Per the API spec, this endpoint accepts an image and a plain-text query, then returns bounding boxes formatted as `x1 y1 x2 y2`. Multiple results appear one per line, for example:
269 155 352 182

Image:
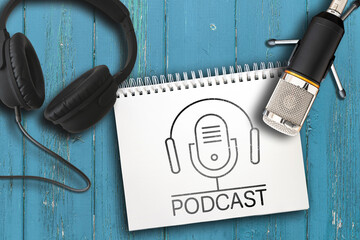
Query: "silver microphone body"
263 72 319 136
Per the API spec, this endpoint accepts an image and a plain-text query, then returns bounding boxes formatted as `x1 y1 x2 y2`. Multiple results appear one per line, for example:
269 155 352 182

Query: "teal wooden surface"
0 0 359 239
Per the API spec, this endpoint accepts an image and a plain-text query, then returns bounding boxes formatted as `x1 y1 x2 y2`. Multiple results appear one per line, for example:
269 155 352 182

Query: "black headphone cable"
0 107 91 193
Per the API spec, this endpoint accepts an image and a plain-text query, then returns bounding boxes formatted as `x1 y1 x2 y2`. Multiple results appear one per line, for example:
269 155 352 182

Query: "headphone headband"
0 0 137 84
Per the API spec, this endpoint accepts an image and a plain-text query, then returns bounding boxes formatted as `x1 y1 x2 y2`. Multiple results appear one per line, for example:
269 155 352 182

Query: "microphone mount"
327 0 348 17
341 0 360 20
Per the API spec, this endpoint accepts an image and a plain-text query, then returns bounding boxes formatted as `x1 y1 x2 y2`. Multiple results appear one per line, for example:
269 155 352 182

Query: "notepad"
114 62 309 231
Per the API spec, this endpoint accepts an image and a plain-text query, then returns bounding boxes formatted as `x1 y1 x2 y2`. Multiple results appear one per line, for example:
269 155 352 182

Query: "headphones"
0 0 137 133
165 99 260 178
0 0 137 192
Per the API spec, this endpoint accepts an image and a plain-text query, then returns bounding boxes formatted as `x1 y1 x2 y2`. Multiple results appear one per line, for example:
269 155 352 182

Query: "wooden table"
0 0 359 239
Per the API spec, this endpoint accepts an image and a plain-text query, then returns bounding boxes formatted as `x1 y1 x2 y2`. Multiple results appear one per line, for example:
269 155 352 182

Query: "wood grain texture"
0 0 359 239
165 1 237 239
23 1 95 239
0 2 24 240
235 1 309 239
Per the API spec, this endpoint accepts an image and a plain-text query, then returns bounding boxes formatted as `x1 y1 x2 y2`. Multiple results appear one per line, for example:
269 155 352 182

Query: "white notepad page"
114 64 309 231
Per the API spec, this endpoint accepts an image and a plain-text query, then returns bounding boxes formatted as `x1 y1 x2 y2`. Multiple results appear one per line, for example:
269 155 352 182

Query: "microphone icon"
165 98 260 191
189 114 238 179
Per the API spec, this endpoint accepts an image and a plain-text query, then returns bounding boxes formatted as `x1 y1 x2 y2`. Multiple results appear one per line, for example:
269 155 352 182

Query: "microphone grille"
266 79 315 126
263 116 299 136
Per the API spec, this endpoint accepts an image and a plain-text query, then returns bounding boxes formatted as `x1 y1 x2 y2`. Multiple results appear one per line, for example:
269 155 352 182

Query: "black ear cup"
0 33 45 110
44 65 118 133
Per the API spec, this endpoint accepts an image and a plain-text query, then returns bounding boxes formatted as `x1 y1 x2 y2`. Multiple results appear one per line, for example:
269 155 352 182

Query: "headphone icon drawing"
165 99 260 179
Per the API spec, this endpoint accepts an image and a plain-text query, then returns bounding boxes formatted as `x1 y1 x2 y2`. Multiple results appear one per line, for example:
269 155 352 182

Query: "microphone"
263 0 355 136
189 114 238 178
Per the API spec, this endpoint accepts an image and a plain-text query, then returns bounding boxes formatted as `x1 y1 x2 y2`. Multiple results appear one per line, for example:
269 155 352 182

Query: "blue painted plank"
94 0 167 239
304 1 344 239
0 0 359 239
333 7 360 239
23 1 94 239
237 0 308 64
165 0 237 239
305 0 360 240
0 1 24 239
166 0 236 74
93 8 128 240
235 1 309 239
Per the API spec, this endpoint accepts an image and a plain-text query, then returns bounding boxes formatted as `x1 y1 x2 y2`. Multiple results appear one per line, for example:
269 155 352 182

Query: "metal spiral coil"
117 61 285 98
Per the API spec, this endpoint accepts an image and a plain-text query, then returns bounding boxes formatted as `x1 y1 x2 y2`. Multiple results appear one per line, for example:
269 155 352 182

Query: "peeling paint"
210 23 217 31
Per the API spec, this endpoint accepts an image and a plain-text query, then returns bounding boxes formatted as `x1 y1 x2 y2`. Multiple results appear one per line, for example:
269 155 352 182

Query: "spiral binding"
117 61 285 98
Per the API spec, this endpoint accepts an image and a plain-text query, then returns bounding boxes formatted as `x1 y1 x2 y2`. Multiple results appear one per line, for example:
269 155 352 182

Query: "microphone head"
263 72 319 136
195 114 230 170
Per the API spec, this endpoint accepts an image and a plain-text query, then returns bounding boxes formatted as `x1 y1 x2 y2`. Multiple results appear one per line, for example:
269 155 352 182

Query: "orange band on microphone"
285 70 320 88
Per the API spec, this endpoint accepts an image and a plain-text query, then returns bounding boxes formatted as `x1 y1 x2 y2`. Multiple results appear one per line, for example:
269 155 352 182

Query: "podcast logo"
165 99 267 217
189 114 238 181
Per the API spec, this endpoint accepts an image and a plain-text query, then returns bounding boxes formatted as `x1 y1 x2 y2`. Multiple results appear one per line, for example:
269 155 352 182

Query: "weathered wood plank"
165 0 236 73
165 0 237 239
305 0 360 239
235 1 309 239
0 1 24 239
330 8 360 239
0 0 359 239
94 0 166 239
23 1 94 239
